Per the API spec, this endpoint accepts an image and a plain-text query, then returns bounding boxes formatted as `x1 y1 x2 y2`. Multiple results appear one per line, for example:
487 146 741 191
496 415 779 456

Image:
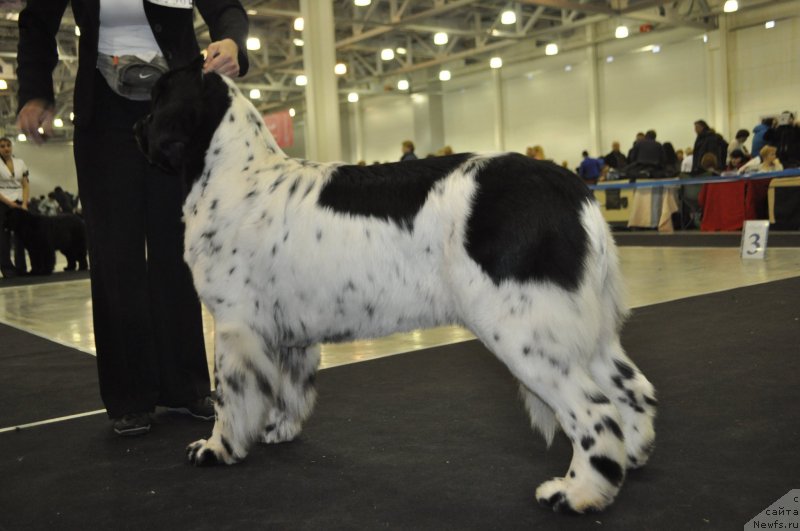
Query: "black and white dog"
5 209 88 275
135 59 656 513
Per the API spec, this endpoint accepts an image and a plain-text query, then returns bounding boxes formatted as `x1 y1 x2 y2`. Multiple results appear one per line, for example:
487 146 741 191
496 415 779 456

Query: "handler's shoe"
166 396 215 421
113 413 152 437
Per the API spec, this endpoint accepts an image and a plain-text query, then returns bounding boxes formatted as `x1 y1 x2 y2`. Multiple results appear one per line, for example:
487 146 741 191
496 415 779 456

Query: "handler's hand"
204 39 240 77
16 99 54 145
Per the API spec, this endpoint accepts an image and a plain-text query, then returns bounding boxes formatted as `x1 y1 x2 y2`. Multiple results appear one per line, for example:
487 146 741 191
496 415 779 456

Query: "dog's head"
134 56 231 180
4 207 37 234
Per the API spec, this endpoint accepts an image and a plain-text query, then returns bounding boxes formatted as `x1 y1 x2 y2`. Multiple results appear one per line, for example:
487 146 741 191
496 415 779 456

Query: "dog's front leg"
187 322 279 466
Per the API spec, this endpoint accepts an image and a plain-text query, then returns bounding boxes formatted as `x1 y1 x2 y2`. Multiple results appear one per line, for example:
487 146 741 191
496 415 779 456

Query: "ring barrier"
589 168 800 191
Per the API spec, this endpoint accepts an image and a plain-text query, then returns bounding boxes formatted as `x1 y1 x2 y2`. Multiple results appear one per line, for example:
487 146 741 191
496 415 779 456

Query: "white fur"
181 77 656 513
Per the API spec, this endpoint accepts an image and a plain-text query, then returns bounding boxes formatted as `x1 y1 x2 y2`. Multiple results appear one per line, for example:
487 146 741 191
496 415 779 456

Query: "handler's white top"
98 0 162 61
0 156 28 203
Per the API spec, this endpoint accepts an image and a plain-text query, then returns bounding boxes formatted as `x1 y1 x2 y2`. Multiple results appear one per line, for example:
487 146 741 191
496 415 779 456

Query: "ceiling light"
246 9 257 15
69 112 75 121
354 0 371 5
17 134 26 142
652 45 661 53
246 37 261 51
296 74 308 86
75 26 81 36
500 10 516 25
397 79 410 90
439 70 451 81
615 25 629 39
489 57 503 69
293 17 304 31
765 20 776 29
54 118 64 128
4 12 19 21
606 55 614 63
249 88 261 99
545 43 558 56
564 64 573 72
723 0 738 13
381 48 395 61
334 63 347 75
433 32 448 45
0 80 7 90
703 34 708 43
347 92 359 103
289 108 296 117
293 38 304 47
396 47 407 55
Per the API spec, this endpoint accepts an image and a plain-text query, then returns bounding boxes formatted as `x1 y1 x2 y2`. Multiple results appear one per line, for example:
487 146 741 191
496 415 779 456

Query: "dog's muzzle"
134 114 183 175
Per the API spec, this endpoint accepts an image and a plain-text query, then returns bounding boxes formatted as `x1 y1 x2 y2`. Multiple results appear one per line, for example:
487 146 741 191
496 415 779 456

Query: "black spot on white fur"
464 155 593 290
318 154 471 231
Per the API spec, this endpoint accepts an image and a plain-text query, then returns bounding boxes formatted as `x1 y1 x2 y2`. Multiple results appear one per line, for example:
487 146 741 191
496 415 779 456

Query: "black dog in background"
5 209 89 275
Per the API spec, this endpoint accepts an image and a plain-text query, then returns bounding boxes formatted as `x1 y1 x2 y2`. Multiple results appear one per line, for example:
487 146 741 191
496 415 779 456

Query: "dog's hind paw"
258 419 301 444
186 438 238 466
535 477 612 514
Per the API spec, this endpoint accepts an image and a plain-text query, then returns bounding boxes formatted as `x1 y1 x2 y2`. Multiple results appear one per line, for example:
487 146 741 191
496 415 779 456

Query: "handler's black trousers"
73 71 209 418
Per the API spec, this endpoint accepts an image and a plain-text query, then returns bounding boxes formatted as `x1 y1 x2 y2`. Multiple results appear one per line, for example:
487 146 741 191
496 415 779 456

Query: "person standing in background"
400 140 418 161
0 136 29 277
16 0 250 436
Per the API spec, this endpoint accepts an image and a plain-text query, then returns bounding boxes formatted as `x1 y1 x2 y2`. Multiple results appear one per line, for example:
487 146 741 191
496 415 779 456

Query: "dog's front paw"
186 438 237 466
535 476 613 514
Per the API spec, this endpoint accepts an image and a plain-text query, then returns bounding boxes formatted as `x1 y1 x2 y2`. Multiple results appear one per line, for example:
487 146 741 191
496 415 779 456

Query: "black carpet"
1 278 798 530
613 230 800 247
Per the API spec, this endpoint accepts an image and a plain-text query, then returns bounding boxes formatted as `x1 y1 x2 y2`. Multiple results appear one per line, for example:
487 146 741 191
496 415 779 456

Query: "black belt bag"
96 54 169 101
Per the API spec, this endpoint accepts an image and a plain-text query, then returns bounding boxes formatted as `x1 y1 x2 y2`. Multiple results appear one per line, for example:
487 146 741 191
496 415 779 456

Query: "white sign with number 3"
740 220 769 260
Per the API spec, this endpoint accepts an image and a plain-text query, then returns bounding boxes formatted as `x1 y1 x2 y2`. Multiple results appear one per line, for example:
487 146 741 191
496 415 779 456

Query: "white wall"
359 93 415 164
12 141 79 200
598 37 708 157
729 16 800 136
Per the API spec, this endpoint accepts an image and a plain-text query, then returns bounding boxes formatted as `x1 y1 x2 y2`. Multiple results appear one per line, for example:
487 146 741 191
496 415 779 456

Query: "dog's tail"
581 199 629 335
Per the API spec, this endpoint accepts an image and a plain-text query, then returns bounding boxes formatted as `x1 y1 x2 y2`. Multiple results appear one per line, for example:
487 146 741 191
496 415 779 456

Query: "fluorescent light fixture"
396 47 407 55
0 80 7 90
289 108 296 117
347 92 359 103
54 118 64 128
433 32 448 45
489 57 503 69
293 17 304 31
545 43 558 56
354 0 371 6
397 79 410 90
615 25 629 39
17 134 26 142
381 48 395 61
334 63 347 75
501 10 516 25
249 88 261 99
723 0 738 13
293 38 304 47
246 37 261 51
765 20 776 29
439 70 451 81
296 74 308 86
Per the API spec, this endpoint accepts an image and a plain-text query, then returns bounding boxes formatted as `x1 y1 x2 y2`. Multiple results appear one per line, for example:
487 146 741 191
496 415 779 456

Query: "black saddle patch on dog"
464 154 593 291
318 154 472 230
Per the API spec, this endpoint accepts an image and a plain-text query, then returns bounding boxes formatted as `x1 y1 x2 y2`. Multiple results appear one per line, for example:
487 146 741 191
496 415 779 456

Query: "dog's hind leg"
467 315 627 513
589 338 657 470
259 345 320 444
187 322 279 466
